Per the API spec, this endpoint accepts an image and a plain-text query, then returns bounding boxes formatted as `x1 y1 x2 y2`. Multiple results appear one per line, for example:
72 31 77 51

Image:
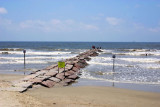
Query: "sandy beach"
0 74 160 107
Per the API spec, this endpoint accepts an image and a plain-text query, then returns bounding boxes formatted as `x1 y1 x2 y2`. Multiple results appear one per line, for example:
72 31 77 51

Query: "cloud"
106 17 123 25
0 7 7 14
65 20 74 25
149 27 160 32
157 4 160 7
19 19 98 32
135 4 140 8
81 24 99 30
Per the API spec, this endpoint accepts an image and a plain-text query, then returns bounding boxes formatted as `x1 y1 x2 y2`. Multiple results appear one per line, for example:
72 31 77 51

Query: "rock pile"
5 49 102 92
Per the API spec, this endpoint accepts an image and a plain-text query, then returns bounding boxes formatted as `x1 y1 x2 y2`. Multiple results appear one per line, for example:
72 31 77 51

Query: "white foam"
139 64 160 69
0 55 74 60
80 70 160 85
88 62 125 66
89 57 112 62
115 51 160 56
119 58 160 63
0 60 48 64
0 51 71 55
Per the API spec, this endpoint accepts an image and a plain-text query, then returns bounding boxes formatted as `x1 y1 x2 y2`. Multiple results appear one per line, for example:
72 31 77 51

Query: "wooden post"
112 54 116 87
23 50 26 75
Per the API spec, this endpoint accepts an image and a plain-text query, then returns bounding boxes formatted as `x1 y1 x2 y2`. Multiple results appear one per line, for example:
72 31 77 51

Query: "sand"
1 74 160 107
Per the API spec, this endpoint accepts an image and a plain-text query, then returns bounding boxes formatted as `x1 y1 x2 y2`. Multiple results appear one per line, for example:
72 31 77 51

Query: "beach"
1 74 160 107
0 42 160 106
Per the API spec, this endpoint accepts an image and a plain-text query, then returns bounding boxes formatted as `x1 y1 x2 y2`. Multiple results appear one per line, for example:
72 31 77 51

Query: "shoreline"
0 73 160 93
0 73 160 107
73 78 160 93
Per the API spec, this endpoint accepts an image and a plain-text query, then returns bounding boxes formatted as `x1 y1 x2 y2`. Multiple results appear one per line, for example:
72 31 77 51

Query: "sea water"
0 42 160 92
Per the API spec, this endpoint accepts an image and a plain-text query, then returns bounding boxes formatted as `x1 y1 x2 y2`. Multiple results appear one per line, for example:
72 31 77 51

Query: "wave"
0 48 24 51
0 55 75 64
88 62 125 66
118 49 152 52
139 64 160 69
80 71 160 85
0 60 48 64
101 49 160 56
0 51 72 55
115 51 160 56
119 58 160 63
0 55 75 60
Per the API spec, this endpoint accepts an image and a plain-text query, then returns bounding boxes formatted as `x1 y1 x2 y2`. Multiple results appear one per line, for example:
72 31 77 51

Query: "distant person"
92 45 95 49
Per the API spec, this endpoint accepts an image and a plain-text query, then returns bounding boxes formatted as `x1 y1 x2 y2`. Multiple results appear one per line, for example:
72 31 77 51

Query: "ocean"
0 42 160 92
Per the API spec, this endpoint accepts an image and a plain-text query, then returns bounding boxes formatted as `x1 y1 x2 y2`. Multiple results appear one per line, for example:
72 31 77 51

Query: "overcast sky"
0 0 160 42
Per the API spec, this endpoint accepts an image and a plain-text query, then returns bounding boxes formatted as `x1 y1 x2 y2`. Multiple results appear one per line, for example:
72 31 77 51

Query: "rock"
65 70 75 76
55 81 68 86
84 56 91 61
22 73 40 82
41 80 56 88
35 70 48 76
13 82 33 88
29 78 43 84
44 64 58 70
5 87 27 93
56 73 65 80
63 79 74 83
53 67 65 73
49 69 58 73
37 75 51 81
45 71 57 76
30 70 41 74
49 77 61 83
98 49 103 52
74 63 81 69
65 64 73 70
90 52 99 57
79 57 85 60
72 67 79 72
67 74 79 80
76 62 87 68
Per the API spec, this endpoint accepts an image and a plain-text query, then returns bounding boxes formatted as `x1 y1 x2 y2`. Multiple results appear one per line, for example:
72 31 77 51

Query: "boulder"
76 62 87 68
74 63 81 69
63 79 74 83
22 74 39 82
45 71 57 76
35 70 48 76
98 49 103 52
64 70 75 76
41 80 56 88
84 56 91 61
56 73 65 80
5 87 27 93
37 75 51 81
65 64 73 70
44 64 58 70
90 52 99 57
49 77 61 83
57 81 68 86
72 67 79 72
13 82 33 88
29 78 43 84
67 74 79 80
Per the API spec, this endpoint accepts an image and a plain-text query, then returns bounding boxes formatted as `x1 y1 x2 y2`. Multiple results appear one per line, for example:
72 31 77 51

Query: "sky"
0 0 160 42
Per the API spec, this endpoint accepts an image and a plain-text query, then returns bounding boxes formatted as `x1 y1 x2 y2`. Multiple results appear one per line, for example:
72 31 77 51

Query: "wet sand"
1 74 160 107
